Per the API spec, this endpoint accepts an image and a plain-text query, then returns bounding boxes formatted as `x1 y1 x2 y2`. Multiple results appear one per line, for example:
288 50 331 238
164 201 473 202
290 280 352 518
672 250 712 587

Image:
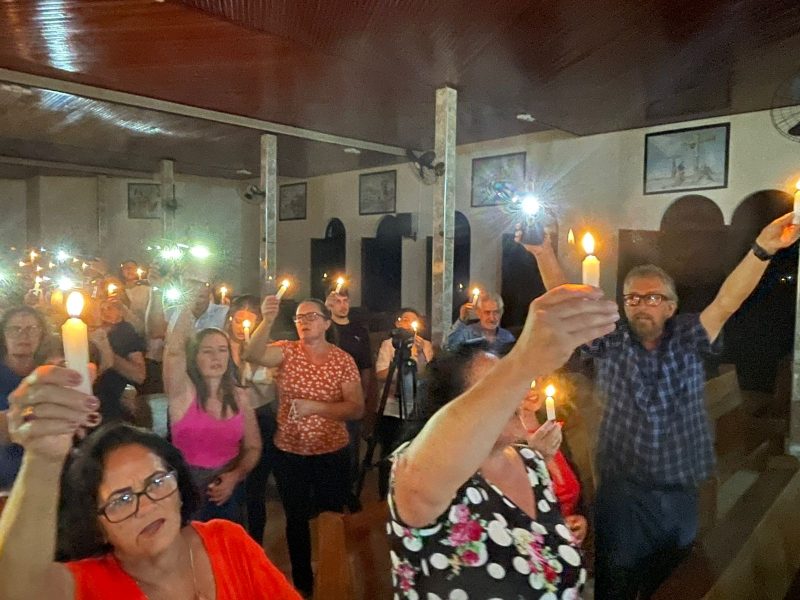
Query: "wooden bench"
314 502 392 600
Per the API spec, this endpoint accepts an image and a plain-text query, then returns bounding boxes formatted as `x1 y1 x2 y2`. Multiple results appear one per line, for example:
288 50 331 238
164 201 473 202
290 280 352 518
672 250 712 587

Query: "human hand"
514 225 553 256
261 295 280 322
207 470 239 505
513 285 618 375
564 514 588 545
459 302 475 322
292 399 321 418
89 328 113 357
7 366 101 462
756 212 800 255
527 420 562 462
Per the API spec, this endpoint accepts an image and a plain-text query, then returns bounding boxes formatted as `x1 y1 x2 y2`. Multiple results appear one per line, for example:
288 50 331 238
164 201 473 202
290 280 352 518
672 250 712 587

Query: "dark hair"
58 423 201 560
186 328 239 417
298 298 332 320
423 341 496 418
0 305 55 365
225 295 262 337
395 307 422 321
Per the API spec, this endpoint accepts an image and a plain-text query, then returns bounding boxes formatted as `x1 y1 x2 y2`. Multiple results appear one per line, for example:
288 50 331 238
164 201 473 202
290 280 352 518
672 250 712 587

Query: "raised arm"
162 308 195 415
145 285 168 341
701 212 800 343
393 285 619 528
517 230 568 290
242 295 285 368
0 366 99 600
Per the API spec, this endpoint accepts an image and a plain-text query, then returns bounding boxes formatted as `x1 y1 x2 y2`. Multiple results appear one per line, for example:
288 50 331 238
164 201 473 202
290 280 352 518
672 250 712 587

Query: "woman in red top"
245 296 364 597
0 365 300 600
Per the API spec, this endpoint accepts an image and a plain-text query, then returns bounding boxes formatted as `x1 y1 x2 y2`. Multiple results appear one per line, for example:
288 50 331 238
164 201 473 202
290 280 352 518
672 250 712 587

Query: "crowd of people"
0 211 796 599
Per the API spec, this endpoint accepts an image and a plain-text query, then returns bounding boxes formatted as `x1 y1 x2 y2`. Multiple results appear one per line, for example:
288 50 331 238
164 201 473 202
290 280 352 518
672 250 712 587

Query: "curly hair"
58 423 201 560
186 328 240 417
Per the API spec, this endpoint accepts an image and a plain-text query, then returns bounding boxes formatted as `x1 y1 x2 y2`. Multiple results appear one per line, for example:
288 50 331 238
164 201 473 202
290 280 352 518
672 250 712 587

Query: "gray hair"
477 292 504 313
623 264 678 303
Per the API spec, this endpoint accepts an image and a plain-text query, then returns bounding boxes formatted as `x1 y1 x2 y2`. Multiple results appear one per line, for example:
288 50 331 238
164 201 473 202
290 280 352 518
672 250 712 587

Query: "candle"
794 179 800 225
62 292 92 394
33 276 42 294
275 279 290 300
335 277 345 294
581 232 600 287
242 319 252 343
567 229 575 245
29 250 37 262
219 286 228 304
136 268 144 280
50 289 64 308
106 283 118 296
544 384 556 421
411 320 419 334
471 287 480 305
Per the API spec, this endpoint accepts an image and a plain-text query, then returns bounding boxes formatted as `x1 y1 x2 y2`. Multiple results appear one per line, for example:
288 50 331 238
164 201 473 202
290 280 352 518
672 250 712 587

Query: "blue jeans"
189 466 245 525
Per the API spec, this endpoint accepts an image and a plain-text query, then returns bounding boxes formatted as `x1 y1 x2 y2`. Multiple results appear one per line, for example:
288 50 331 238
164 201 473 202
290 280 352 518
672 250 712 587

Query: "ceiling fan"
770 71 800 140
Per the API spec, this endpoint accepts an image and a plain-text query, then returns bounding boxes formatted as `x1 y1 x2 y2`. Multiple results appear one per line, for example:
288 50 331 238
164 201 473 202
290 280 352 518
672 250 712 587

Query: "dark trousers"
273 446 350 595
594 478 698 600
195 481 245 524
345 418 362 510
376 415 403 499
245 404 277 544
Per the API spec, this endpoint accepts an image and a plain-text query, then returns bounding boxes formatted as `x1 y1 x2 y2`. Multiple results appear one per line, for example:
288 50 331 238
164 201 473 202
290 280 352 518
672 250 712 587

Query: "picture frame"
279 183 307 221
644 123 730 195
127 183 162 219
359 170 397 215
470 152 526 207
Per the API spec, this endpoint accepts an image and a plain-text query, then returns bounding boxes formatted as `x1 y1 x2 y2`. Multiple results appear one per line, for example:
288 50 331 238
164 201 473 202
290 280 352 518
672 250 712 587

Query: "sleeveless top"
388 444 586 599
171 399 244 469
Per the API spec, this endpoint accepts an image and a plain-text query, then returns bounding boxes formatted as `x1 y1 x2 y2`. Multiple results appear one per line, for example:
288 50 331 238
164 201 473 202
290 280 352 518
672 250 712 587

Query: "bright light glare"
161 247 183 261
57 276 75 290
66 292 84 317
545 384 556 397
581 232 596 255
520 194 541 216
164 287 182 302
55 250 70 262
189 245 211 260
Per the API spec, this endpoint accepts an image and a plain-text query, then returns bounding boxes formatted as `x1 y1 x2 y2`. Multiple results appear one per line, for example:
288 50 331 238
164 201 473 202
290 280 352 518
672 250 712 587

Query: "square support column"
260 134 278 294
160 159 175 236
430 86 457 348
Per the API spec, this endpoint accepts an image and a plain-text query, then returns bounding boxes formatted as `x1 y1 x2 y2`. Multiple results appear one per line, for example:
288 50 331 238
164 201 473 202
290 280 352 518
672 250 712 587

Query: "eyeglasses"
623 293 672 307
4 325 42 338
293 312 327 323
97 470 179 523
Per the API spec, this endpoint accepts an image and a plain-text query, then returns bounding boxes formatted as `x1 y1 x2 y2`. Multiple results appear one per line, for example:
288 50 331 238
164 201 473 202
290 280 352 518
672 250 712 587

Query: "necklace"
127 536 210 600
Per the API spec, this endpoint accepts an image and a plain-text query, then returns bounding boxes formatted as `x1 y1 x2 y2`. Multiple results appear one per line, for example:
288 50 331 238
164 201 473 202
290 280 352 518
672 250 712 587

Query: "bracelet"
751 241 774 261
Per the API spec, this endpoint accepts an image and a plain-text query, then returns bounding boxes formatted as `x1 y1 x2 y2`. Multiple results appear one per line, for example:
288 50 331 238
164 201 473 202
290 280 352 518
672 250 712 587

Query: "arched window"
310 218 347 299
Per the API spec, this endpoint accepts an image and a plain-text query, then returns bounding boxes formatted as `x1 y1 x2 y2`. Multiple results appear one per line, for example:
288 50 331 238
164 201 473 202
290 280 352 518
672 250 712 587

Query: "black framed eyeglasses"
623 293 672 307
97 470 179 523
293 312 326 323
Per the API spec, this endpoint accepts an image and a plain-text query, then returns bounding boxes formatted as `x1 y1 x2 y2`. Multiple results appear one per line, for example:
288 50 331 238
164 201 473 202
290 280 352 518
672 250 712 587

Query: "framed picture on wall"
470 152 526 207
644 123 730 194
127 183 162 219
359 170 396 215
279 183 307 221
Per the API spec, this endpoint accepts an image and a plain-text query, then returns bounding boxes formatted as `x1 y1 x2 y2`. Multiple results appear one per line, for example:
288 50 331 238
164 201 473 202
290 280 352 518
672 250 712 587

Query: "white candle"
136 268 144 280
544 384 556 421
242 319 252 344
219 286 228 304
794 179 800 225
581 232 600 287
471 287 480 305
275 279 290 300
335 277 345 294
107 283 118 296
411 321 419 333
62 292 92 394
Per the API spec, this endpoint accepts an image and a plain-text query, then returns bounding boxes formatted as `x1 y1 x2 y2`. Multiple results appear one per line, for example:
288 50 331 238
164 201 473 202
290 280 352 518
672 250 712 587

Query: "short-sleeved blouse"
273 340 360 455
388 444 586 599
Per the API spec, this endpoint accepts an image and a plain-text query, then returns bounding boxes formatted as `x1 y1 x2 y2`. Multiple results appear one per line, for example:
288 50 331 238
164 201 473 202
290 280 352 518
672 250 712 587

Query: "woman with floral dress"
388 285 619 599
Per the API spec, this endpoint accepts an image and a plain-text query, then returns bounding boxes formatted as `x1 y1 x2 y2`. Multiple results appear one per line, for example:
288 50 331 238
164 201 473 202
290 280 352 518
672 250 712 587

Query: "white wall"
0 179 27 248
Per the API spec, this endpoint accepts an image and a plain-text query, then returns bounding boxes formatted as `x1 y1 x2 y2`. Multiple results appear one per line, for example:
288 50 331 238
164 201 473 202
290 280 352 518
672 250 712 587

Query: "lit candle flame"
472 287 480 304
545 384 556 397
530 379 537 389
335 276 345 294
568 229 575 245
796 178 800 191
242 319 252 331
107 283 118 295
276 279 291 300
411 320 419 333
581 232 595 256
66 291 84 317
136 268 144 279
29 250 37 262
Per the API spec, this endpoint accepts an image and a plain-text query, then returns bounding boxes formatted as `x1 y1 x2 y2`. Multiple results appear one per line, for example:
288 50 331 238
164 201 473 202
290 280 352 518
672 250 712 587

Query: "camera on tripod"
390 327 415 350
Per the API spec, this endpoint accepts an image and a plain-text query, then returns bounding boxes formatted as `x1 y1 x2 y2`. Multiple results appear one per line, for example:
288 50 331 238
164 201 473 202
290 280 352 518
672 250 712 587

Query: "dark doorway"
310 218 346 300
425 211 472 321
362 216 402 312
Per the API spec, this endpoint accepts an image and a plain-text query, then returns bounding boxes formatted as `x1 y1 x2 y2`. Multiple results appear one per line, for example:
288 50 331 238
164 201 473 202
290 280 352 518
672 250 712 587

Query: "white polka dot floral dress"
387 445 586 600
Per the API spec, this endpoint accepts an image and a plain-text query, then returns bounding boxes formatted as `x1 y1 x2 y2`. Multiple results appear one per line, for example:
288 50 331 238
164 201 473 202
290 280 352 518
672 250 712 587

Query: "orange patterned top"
273 340 360 455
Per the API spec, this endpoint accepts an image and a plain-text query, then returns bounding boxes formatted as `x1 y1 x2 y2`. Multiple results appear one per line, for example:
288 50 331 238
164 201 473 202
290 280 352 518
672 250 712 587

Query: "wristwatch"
751 241 774 261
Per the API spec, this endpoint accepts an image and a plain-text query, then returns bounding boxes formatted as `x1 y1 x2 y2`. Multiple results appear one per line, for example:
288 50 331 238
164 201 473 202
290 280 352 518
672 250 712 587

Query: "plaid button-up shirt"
579 313 719 488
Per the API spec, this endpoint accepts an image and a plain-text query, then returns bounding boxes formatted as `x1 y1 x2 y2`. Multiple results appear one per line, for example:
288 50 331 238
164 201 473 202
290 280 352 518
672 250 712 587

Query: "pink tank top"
171 399 244 469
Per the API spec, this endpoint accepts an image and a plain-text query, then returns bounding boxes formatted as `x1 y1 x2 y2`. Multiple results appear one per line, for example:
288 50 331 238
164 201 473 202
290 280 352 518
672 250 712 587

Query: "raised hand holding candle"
275 279 291 300
544 383 556 421
471 287 480 305
242 319 252 344
219 285 228 304
581 232 600 287
62 292 92 394
335 277 345 294
794 179 800 225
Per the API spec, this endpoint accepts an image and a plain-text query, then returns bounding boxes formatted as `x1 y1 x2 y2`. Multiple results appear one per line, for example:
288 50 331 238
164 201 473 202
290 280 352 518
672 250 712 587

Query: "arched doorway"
362 216 402 312
425 211 472 321
310 218 346 299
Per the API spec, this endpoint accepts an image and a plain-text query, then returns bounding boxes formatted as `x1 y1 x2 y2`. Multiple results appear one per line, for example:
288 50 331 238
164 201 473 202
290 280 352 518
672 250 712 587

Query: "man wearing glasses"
521 212 800 599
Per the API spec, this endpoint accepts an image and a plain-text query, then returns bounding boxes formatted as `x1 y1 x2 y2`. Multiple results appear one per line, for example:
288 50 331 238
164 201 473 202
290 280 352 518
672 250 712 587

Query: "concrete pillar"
260 134 278 294
790 266 800 457
25 176 41 248
430 86 457 348
160 159 175 236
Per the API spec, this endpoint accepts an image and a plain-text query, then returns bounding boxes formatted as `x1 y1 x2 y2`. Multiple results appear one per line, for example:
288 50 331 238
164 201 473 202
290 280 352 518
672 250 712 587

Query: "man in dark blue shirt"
524 212 800 599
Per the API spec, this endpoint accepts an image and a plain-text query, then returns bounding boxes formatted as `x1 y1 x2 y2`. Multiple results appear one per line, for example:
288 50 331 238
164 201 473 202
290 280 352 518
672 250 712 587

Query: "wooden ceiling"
0 0 799 178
